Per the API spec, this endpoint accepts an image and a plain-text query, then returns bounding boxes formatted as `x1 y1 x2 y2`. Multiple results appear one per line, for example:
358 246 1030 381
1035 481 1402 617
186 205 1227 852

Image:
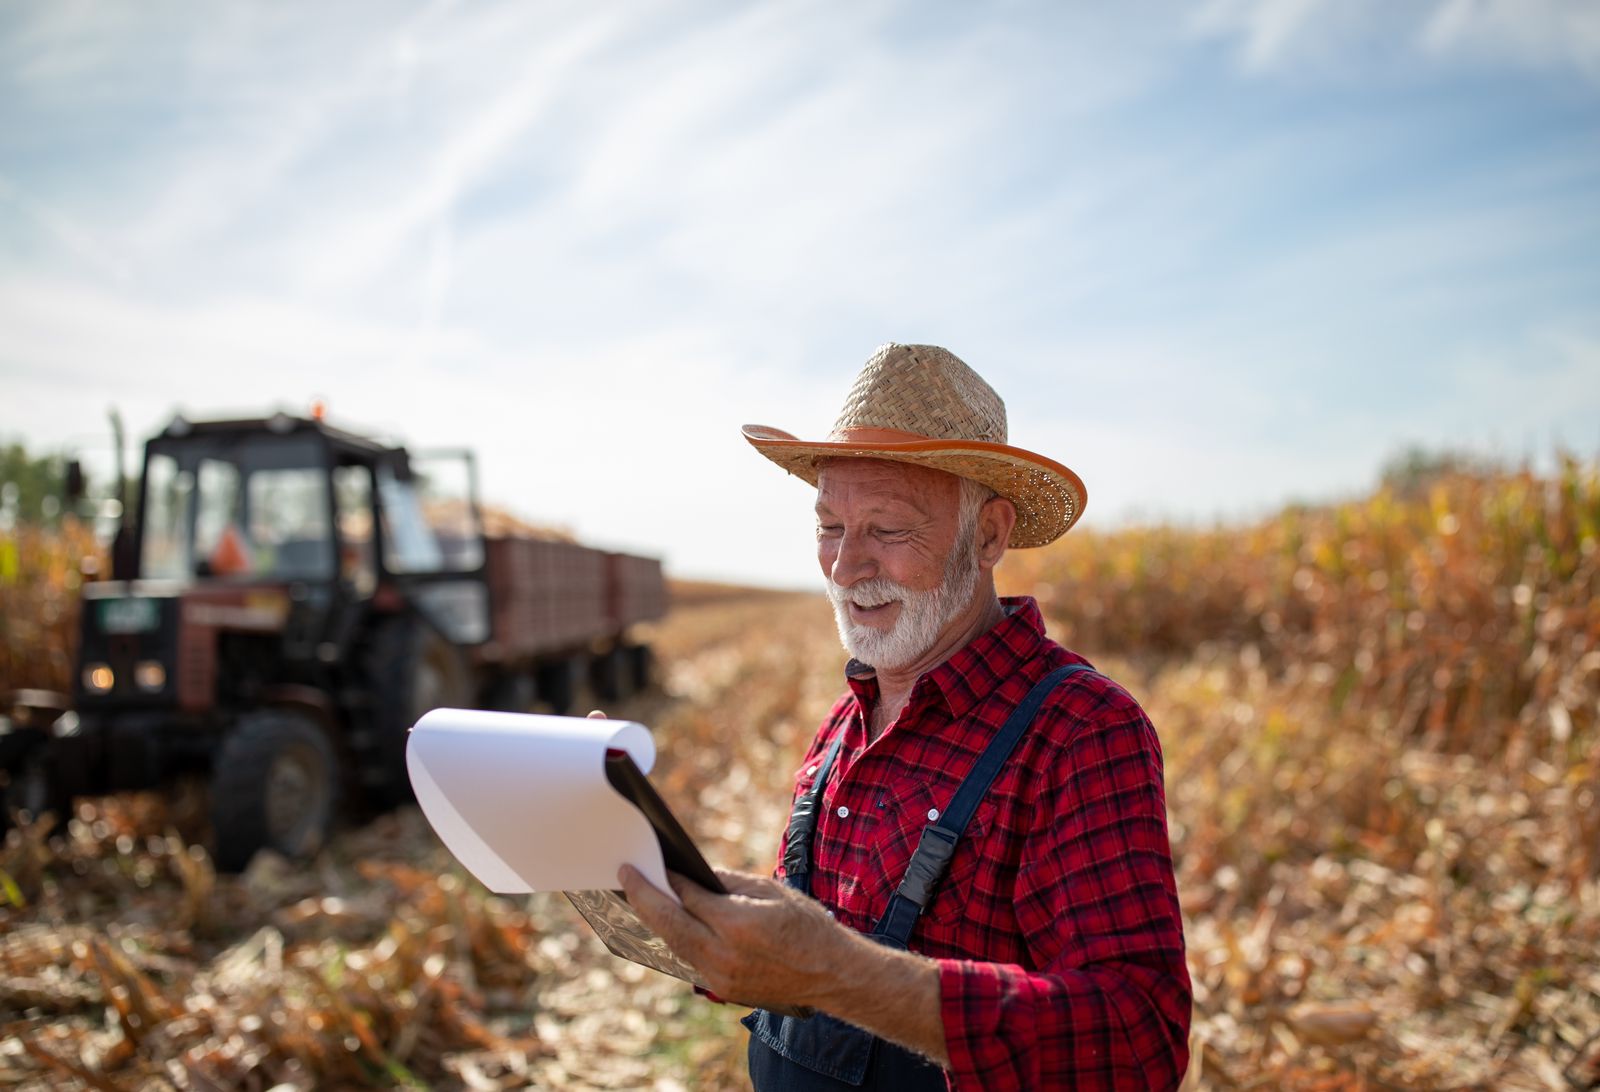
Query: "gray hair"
945 478 997 581
956 478 996 541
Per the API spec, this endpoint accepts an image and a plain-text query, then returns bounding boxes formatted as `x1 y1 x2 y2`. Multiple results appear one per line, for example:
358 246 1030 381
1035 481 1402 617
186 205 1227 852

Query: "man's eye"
817 524 842 537
875 529 908 539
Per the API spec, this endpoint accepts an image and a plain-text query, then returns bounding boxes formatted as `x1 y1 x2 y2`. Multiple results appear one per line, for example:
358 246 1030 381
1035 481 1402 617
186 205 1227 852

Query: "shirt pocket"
915 795 995 930
817 778 922 919
857 781 990 930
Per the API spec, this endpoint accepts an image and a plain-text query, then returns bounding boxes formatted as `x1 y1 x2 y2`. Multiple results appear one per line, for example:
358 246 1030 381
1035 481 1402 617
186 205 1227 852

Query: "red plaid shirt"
775 597 1191 1090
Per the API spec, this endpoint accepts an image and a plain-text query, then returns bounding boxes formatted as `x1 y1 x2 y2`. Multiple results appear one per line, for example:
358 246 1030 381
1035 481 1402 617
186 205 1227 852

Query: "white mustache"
826 577 909 610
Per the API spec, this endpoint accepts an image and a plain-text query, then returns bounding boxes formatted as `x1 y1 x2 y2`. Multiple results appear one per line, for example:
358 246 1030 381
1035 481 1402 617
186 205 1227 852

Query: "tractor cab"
131 413 488 641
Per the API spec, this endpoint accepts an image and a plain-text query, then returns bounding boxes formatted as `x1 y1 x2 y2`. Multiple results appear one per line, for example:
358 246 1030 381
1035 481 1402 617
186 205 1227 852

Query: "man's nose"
828 529 877 587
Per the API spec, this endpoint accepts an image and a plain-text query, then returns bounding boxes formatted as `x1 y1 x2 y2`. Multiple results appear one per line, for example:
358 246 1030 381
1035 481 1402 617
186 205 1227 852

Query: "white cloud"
301 9 626 297
1422 0 1600 78
1191 0 1342 73
1193 0 1600 78
1191 0 1396 72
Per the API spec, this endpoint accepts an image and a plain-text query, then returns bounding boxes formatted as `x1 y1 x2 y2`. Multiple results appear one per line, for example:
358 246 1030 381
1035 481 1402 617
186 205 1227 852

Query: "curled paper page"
406 708 672 897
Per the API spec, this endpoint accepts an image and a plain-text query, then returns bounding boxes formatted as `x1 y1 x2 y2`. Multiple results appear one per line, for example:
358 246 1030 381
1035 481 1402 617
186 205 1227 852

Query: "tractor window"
377 456 483 574
333 464 377 595
196 459 244 573
246 468 333 580
140 453 193 580
140 432 334 582
377 467 445 572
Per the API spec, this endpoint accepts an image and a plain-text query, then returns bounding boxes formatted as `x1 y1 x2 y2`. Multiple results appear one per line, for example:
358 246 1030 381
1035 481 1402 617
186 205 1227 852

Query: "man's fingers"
715 868 786 899
619 863 672 917
619 865 712 952
670 870 730 917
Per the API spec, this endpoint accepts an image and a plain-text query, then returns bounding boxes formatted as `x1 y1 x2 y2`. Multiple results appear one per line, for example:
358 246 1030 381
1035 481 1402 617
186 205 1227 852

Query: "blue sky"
2 0 1598 586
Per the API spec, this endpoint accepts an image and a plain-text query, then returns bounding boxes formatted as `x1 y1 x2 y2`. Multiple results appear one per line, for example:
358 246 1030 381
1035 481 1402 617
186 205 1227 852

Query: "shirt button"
927 808 940 821
836 805 850 818
807 765 818 775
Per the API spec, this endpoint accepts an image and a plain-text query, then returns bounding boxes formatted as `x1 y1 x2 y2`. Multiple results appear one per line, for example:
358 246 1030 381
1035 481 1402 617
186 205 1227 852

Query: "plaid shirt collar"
842 596 1051 722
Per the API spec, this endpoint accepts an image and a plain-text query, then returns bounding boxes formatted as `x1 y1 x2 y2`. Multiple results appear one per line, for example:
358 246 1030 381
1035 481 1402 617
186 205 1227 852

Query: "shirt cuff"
937 957 1008 1085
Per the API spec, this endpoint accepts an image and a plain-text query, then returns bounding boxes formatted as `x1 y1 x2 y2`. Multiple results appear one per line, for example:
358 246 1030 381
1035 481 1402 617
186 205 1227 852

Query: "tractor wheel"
211 709 338 873
0 735 70 836
366 618 471 808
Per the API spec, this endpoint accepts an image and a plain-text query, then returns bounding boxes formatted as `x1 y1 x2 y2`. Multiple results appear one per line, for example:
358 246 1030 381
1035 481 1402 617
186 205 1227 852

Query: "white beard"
825 533 980 671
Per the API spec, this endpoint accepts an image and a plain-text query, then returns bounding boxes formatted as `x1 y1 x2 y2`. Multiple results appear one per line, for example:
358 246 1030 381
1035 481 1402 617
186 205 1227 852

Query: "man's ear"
976 496 1016 571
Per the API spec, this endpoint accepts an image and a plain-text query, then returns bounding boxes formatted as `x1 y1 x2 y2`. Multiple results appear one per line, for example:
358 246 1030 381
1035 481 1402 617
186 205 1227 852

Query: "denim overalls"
743 664 1093 1090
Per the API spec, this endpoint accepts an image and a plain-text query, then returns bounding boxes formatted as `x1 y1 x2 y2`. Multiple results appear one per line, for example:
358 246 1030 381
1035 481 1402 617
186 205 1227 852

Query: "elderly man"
619 344 1190 1089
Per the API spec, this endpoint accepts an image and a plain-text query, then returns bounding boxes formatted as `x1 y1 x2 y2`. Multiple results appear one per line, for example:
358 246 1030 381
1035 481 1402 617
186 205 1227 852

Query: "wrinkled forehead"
814 458 963 514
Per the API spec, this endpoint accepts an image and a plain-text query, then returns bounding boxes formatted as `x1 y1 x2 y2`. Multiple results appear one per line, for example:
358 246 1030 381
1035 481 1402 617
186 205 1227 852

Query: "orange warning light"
311 399 327 421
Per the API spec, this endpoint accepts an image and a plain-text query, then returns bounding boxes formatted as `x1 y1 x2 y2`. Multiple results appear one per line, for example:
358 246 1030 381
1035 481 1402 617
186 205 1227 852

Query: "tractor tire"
366 618 472 809
0 734 70 836
211 709 338 873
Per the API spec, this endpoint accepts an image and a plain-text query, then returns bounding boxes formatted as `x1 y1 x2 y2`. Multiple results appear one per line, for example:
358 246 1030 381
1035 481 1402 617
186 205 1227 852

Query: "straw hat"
743 343 1086 548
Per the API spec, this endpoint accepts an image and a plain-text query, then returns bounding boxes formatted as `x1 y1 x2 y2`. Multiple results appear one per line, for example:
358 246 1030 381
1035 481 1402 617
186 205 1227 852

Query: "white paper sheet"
405 708 672 897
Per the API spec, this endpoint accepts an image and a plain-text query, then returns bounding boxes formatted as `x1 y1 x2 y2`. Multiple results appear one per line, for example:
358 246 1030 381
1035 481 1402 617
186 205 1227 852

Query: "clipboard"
407 710 808 1010
602 748 726 895
564 749 725 987
566 753 814 1015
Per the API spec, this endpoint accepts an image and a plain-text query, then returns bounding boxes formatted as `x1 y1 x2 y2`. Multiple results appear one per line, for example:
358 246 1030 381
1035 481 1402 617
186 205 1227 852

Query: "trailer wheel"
590 647 634 704
536 657 583 715
487 671 536 713
212 710 338 873
626 644 653 693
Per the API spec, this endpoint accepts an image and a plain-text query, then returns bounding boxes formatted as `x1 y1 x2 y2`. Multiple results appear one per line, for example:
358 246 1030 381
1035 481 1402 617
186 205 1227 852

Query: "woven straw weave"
832 344 1007 444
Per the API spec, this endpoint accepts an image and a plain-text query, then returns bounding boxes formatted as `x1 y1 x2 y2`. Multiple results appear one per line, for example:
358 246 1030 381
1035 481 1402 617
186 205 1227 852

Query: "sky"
2 0 1598 587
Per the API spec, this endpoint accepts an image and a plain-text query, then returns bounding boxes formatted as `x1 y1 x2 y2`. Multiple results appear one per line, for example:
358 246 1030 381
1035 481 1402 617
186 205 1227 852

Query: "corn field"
2 460 1598 1089
998 457 1600 1089
0 519 101 699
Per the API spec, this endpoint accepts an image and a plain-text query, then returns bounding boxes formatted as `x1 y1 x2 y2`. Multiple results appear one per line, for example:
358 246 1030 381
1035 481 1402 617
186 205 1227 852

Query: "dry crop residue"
0 590 841 1091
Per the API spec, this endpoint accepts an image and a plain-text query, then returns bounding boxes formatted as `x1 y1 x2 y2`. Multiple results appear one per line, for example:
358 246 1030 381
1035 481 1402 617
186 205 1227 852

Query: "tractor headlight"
83 663 115 693
134 660 167 692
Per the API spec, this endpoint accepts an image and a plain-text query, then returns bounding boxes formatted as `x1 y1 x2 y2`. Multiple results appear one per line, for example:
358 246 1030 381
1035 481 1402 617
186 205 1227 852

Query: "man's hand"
619 866 844 1011
618 865 950 1065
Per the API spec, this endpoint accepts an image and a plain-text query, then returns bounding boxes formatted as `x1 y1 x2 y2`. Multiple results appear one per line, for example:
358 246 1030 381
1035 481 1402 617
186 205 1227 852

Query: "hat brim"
742 424 1086 548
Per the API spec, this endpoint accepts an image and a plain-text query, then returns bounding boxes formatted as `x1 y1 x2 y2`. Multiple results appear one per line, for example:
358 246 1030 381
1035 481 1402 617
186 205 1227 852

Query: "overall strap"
873 662 1095 947
780 734 845 895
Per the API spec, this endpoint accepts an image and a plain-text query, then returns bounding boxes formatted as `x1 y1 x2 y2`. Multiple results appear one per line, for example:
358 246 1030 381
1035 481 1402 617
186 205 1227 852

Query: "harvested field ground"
3 461 1598 1089
0 591 839 1090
